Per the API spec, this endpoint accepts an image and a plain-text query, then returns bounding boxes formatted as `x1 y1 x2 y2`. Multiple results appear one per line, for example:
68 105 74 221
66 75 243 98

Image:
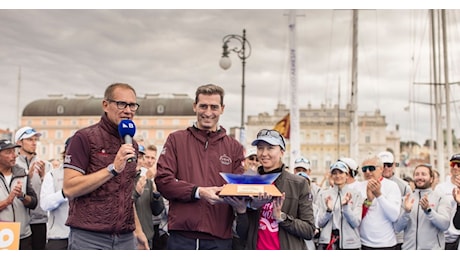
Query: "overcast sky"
1 6 459 145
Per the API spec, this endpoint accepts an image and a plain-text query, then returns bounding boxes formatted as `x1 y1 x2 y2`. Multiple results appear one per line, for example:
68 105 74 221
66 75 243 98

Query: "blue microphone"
118 119 136 162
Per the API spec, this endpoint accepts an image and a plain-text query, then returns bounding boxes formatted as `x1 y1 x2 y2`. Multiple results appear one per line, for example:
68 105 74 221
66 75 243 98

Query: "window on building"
56 130 62 139
311 156 318 169
57 105 64 114
173 119 180 126
325 131 333 143
365 134 371 143
340 133 346 143
311 131 319 143
324 154 332 169
156 130 164 140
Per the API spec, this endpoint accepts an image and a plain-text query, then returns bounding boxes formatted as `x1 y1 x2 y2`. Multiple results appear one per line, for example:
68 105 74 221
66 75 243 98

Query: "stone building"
244 103 401 182
18 93 196 161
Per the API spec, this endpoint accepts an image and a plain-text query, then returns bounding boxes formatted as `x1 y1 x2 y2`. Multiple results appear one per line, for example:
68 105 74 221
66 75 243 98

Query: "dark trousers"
167 231 232 250
152 224 169 250
361 244 397 250
30 223 47 250
445 237 460 250
19 235 33 250
46 238 68 250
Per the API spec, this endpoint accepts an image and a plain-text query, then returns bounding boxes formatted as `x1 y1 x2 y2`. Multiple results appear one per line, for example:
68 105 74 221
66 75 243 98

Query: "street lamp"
219 29 252 145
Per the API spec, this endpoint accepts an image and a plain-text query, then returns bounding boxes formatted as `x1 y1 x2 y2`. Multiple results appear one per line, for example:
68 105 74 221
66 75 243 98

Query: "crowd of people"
2 82 460 250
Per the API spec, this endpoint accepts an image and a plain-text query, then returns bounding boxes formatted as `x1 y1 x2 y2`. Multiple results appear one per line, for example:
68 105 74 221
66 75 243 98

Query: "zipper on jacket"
205 132 210 150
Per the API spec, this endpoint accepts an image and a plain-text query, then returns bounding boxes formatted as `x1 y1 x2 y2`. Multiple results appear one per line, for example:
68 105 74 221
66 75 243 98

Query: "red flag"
273 113 290 139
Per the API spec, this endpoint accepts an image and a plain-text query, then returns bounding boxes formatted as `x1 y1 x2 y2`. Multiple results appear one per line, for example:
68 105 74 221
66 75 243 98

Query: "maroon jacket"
64 113 138 234
155 126 244 239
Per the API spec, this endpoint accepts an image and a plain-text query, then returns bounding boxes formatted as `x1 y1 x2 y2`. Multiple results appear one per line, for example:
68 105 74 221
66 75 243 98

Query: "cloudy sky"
1 5 459 145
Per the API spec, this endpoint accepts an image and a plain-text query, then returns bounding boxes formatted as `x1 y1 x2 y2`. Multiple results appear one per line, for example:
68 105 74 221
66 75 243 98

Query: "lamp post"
219 29 252 145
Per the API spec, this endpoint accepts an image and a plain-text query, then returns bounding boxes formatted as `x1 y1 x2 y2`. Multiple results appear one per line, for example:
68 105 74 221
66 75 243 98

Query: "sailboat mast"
431 9 445 180
441 9 453 165
288 10 300 168
349 10 359 160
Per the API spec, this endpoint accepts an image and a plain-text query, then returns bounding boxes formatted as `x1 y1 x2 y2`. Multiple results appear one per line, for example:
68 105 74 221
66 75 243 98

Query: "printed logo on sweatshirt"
219 154 232 165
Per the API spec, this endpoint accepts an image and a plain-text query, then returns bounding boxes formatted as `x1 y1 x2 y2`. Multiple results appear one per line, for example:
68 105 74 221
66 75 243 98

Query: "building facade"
243 103 401 182
17 93 196 162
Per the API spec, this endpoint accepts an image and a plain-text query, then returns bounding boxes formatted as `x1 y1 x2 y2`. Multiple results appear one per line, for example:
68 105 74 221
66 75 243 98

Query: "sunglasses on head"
257 129 286 147
295 157 309 164
248 155 258 162
18 128 37 140
362 165 377 172
450 161 460 168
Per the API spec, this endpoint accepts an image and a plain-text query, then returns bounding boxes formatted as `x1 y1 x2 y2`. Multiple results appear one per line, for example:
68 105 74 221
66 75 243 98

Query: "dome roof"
22 94 195 117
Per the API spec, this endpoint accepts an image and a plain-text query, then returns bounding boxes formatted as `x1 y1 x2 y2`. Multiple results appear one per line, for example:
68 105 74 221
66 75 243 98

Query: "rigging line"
374 10 381 111
325 9 336 106
446 10 460 133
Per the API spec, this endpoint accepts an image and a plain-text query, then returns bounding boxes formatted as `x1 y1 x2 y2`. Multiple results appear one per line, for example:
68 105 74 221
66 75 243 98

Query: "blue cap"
138 145 145 154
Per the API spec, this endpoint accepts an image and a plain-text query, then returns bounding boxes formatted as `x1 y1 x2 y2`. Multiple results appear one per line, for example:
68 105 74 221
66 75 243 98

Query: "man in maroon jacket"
155 84 245 250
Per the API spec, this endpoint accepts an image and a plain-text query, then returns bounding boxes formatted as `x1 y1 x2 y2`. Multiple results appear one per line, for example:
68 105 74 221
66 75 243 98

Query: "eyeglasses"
362 165 377 172
18 128 37 140
383 163 394 168
107 99 140 111
256 129 286 147
450 161 460 168
248 155 258 162
295 157 310 164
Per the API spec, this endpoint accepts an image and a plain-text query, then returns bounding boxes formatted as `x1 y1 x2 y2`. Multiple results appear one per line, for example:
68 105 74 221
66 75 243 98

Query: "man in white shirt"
357 155 401 249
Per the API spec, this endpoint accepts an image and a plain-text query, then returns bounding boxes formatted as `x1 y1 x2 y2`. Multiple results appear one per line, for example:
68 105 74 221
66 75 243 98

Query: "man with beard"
394 164 451 249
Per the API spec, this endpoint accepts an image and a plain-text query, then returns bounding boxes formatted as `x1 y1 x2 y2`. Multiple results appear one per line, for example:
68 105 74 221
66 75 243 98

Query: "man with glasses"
155 84 245 250
63 83 148 250
357 155 401 249
377 151 411 249
434 153 460 249
15 126 52 250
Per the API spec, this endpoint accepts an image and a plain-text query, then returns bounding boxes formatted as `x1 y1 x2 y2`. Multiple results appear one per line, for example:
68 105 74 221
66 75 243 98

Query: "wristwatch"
277 212 287 223
19 193 26 201
107 164 119 177
425 208 432 214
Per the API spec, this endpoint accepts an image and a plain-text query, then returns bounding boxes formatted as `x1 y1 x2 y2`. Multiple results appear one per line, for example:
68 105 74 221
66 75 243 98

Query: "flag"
273 113 290 139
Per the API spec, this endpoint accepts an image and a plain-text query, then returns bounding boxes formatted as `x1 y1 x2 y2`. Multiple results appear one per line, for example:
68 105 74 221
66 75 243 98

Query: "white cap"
245 148 257 158
294 157 311 170
330 161 350 173
378 151 394 164
15 127 42 143
339 157 358 171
